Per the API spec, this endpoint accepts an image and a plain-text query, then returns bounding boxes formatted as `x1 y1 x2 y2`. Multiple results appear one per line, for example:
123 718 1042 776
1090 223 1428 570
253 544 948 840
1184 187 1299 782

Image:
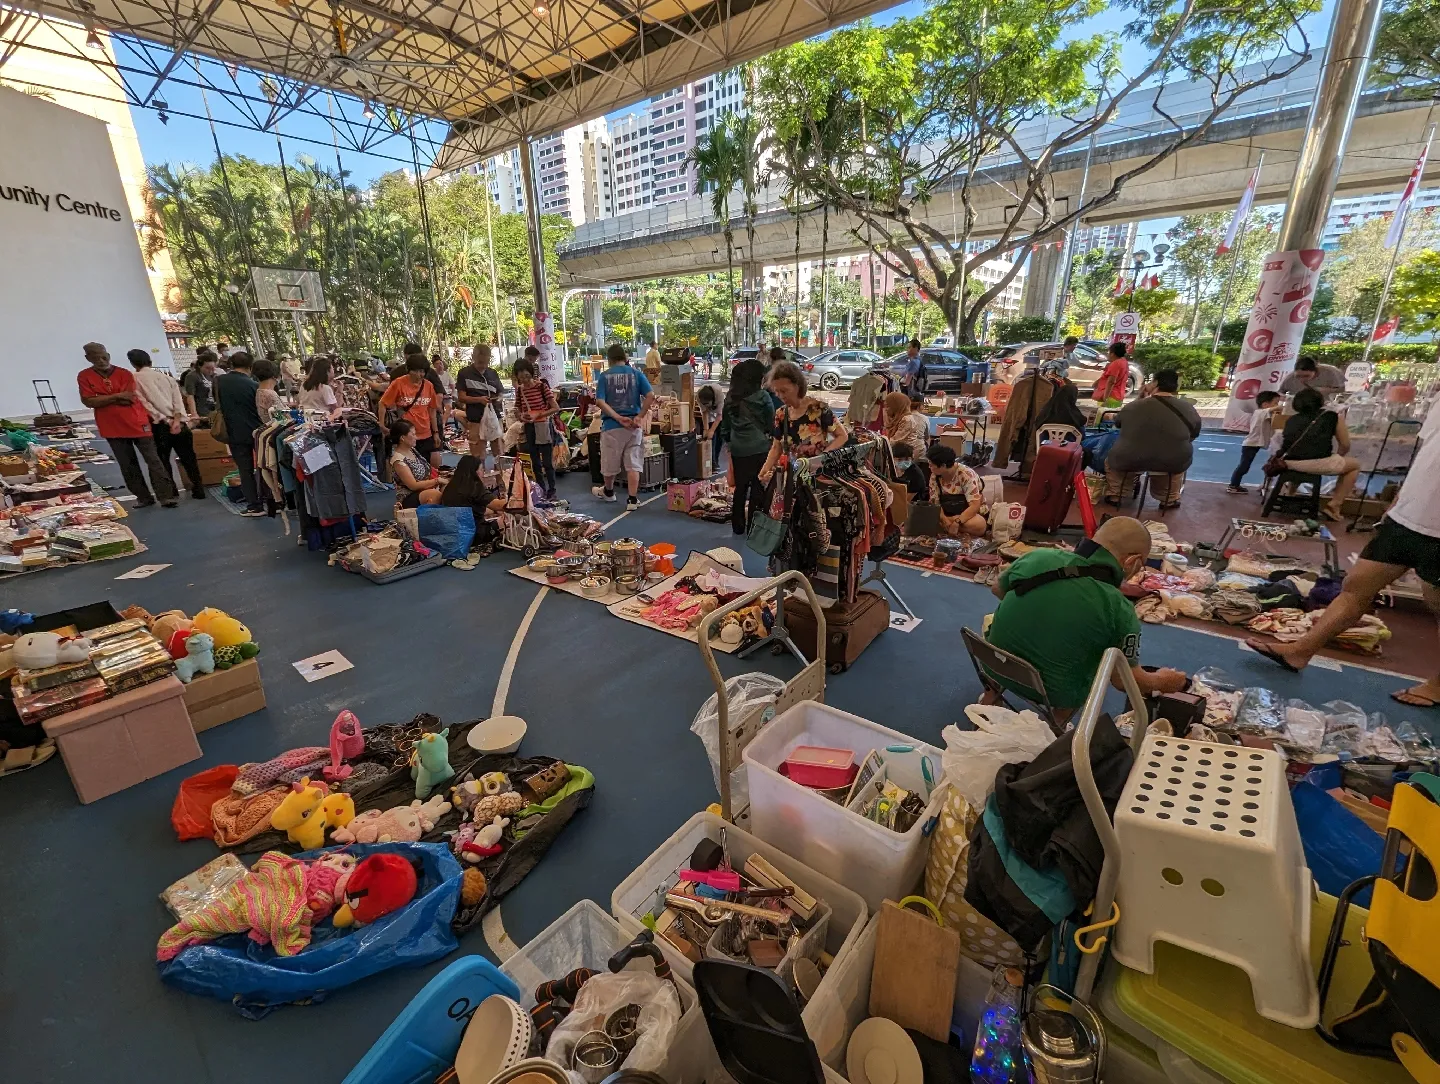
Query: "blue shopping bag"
416 504 476 560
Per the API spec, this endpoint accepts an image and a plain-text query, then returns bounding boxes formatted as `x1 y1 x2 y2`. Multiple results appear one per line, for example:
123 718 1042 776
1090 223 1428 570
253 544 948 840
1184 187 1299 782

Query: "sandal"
1391 687 1440 709
1102 497 1121 508
1246 639 1302 673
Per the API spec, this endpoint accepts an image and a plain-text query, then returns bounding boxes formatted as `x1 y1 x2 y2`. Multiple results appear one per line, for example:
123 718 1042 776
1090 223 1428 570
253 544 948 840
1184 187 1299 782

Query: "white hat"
846 1017 923 1084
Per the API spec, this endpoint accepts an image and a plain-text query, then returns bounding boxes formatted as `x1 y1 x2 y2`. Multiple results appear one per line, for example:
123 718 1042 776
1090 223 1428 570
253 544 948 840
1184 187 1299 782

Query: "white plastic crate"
499 900 699 1078
610 812 868 989
742 701 947 910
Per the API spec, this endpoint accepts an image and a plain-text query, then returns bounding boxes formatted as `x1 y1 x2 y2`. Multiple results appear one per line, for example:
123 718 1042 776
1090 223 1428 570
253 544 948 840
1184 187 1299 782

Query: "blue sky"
128 0 1337 201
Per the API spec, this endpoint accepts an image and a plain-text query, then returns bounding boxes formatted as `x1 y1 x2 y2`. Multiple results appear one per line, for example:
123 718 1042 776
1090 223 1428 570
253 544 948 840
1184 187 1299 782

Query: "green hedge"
1130 345 1222 389
1211 342 1436 366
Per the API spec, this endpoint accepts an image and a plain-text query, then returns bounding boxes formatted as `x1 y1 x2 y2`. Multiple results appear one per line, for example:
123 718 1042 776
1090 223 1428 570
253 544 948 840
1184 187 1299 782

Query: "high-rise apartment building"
469 147 526 214
610 111 652 212
1321 188 1440 249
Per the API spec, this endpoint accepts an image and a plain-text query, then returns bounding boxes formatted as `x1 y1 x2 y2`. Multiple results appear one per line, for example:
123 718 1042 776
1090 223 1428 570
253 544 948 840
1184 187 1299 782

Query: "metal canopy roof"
14 0 896 170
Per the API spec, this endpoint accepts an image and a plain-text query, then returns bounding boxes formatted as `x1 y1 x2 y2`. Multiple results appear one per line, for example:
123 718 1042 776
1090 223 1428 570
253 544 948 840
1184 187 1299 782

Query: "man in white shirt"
127 349 206 499
1277 355 1345 399
1248 404 1439 707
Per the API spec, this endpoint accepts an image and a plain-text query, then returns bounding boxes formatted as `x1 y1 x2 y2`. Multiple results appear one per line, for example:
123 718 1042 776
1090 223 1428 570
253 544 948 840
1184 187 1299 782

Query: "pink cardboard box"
668 480 705 512
42 676 200 804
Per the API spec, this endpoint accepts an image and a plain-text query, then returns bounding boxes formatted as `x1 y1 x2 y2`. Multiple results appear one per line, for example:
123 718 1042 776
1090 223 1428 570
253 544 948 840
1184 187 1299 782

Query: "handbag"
1263 412 1324 477
208 407 228 444
746 468 790 556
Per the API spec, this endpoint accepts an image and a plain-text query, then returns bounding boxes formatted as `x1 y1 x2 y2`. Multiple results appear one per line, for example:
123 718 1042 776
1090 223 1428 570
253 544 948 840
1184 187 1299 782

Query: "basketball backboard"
250 266 326 312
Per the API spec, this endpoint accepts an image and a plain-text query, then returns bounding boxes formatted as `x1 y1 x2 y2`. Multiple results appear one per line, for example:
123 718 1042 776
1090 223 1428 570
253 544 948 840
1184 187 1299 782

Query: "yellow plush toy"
271 778 355 850
192 607 252 648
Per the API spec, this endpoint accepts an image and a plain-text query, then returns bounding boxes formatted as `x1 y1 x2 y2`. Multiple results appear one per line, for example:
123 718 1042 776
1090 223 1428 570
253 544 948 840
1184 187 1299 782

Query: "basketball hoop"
286 299 302 309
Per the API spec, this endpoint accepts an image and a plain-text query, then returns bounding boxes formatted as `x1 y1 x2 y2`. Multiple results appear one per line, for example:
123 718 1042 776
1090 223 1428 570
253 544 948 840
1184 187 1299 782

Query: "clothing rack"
796 438 917 620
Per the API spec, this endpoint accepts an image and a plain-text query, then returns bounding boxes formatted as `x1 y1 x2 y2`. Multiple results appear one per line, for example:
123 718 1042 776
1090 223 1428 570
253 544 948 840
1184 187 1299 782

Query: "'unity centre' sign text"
1 183 124 221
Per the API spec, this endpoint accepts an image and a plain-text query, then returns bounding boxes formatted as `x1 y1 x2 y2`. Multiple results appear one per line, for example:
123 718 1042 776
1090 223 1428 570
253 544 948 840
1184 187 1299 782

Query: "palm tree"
688 120 741 348
730 111 763 345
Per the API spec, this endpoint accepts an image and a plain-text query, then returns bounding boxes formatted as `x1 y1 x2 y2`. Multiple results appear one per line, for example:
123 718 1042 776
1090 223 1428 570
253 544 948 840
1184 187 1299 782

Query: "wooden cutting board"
869 898 961 1042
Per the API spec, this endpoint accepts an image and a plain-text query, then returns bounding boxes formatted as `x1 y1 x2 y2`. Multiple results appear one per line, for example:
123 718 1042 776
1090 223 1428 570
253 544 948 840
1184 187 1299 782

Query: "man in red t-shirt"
77 342 178 506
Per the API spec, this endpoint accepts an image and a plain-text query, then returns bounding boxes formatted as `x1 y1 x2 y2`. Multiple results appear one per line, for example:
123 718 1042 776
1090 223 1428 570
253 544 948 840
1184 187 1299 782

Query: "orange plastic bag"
172 764 239 841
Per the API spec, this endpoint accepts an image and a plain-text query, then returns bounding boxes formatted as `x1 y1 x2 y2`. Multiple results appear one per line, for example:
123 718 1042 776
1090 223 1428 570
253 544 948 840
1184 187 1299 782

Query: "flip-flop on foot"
1247 640 1301 673
1391 687 1440 709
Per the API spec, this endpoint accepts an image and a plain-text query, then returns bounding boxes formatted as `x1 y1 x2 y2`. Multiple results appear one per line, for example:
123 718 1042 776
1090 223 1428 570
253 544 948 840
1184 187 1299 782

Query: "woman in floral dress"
758 357 850 485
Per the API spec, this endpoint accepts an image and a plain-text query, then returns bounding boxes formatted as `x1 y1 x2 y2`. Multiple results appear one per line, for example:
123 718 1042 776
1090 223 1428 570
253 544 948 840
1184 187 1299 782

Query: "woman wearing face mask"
924 443 987 536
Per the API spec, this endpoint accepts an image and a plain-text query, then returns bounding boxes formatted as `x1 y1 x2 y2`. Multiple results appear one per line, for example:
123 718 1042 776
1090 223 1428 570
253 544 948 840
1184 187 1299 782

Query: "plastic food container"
743 701 947 911
610 811 868 994
783 746 857 790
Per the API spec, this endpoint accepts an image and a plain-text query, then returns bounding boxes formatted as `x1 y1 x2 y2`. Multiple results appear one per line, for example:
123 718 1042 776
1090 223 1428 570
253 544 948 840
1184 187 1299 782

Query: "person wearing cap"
77 342 179 507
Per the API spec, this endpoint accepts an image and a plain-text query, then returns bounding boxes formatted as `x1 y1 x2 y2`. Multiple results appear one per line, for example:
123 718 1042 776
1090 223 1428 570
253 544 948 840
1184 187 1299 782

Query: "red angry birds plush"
331 853 419 928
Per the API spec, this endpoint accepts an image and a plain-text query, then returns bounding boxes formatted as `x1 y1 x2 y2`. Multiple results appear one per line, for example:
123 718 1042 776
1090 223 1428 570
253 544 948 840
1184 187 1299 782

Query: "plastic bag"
1235 687 1286 734
416 504 476 560
171 764 240 841
545 969 683 1081
1322 700 1369 755
1192 667 1240 693
941 705 1055 810
1291 781 1384 905
691 673 785 811
1283 700 1327 753
157 841 462 1017
1181 567 1216 591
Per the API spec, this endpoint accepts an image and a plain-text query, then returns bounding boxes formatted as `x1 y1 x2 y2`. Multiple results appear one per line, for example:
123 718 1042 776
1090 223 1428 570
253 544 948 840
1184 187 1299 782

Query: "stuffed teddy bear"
11 632 92 669
330 803 425 845
173 633 215 683
410 728 454 799
149 610 194 652
332 853 420 928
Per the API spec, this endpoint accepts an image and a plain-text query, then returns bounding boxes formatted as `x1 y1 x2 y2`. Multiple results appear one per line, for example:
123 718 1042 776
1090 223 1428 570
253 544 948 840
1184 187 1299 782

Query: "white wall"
0 85 173 418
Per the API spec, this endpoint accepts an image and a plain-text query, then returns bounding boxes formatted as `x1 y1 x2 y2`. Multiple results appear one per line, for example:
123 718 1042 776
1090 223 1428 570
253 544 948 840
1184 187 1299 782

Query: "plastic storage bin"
610 811 869 989
500 900 699 1079
343 955 520 1084
742 701 947 911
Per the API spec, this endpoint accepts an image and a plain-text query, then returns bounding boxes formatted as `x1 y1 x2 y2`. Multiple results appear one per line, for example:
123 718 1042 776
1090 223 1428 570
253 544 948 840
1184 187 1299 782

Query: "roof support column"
519 136 562 383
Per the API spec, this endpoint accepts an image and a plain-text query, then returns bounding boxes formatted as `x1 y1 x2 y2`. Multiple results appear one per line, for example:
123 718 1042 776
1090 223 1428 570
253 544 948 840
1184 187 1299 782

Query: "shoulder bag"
208 377 228 442
747 422 792 557
385 377 427 429
1152 394 1202 440
1263 412 1326 478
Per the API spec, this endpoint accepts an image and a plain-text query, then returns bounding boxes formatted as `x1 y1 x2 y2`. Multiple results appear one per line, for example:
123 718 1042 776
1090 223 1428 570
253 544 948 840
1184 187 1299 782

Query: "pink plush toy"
304 853 358 920
322 710 365 782
330 795 450 845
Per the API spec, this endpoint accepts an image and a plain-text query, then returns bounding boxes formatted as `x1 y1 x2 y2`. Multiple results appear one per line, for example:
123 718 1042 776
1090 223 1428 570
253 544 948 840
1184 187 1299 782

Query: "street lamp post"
1124 245 1169 314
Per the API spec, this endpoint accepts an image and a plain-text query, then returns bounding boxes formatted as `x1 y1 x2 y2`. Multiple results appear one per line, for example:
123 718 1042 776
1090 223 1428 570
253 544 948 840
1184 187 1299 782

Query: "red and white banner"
1386 141 1431 249
532 310 563 384
1372 316 1400 344
1222 248 1326 430
1218 164 1261 256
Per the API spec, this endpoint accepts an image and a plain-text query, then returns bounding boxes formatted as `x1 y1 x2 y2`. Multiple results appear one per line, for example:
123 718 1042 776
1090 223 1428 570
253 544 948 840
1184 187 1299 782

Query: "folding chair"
961 626 1064 736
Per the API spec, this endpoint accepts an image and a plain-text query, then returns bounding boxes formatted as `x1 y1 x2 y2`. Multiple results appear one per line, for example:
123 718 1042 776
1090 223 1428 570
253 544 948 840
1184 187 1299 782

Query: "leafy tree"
1371 0 1440 93
688 116 742 345
1390 250 1440 356
1064 248 1122 336
753 0 1316 344
994 315 1059 343
1325 211 1440 318
1162 209 1281 341
1110 285 1181 324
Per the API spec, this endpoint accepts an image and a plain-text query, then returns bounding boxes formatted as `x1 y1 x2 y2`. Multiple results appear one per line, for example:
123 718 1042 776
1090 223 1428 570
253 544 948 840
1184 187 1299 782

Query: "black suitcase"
661 432 700 480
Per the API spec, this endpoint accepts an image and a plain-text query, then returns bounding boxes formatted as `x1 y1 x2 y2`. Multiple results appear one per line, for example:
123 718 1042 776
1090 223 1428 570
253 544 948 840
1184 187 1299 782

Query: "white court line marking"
600 490 666 530
492 584 548 717
483 905 520 962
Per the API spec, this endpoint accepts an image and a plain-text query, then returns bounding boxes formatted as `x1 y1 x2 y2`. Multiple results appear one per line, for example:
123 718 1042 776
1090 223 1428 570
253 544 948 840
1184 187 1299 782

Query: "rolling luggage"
1023 441 1082 533
783 589 889 673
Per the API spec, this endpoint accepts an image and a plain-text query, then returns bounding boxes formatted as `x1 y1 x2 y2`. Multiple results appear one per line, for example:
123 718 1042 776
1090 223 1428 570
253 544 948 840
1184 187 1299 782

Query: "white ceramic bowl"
468 715 528 755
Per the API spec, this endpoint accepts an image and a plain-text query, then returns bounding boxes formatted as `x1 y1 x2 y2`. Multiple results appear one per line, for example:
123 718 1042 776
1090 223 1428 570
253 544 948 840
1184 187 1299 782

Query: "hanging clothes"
992 375 1055 471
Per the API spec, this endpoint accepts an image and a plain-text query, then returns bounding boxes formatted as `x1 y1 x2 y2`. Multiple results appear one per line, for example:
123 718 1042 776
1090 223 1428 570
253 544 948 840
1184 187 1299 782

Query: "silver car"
801 348 887 390
991 341 1144 397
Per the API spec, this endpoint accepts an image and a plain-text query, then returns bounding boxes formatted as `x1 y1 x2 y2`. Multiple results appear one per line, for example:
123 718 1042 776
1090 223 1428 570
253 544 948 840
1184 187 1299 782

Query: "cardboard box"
183 658 266 733
668 480 706 512
198 456 235 487
699 441 714 479
191 428 229 459
937 431 968 457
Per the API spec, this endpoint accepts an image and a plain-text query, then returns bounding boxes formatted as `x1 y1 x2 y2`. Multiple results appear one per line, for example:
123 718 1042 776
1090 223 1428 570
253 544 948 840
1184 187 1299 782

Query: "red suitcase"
1023 442 1082 533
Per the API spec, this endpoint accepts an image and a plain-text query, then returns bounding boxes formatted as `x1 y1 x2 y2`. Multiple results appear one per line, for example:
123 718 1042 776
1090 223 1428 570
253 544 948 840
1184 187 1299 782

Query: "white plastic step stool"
1112 735 1318 1028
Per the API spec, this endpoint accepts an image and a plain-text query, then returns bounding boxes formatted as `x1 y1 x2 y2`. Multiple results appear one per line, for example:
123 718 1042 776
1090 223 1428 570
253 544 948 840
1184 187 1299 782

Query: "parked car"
800 348 887 390
991 341 1144 397
726 346 760 369
884 347 983 393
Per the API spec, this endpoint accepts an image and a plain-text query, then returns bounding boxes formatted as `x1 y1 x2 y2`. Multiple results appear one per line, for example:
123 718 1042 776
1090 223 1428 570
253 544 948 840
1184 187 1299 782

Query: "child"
1227 390 1280 493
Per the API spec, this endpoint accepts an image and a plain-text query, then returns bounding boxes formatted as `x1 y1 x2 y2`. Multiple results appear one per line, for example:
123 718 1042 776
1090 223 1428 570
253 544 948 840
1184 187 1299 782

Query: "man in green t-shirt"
986 516 1188 720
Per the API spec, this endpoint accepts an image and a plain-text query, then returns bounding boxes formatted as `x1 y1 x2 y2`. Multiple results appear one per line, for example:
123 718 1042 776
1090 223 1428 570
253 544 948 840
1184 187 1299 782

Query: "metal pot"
1021 984 1105 1084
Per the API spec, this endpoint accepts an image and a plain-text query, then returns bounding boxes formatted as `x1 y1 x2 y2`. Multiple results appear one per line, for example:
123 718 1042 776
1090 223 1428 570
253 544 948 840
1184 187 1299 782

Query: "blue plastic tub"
343 954 521 1084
